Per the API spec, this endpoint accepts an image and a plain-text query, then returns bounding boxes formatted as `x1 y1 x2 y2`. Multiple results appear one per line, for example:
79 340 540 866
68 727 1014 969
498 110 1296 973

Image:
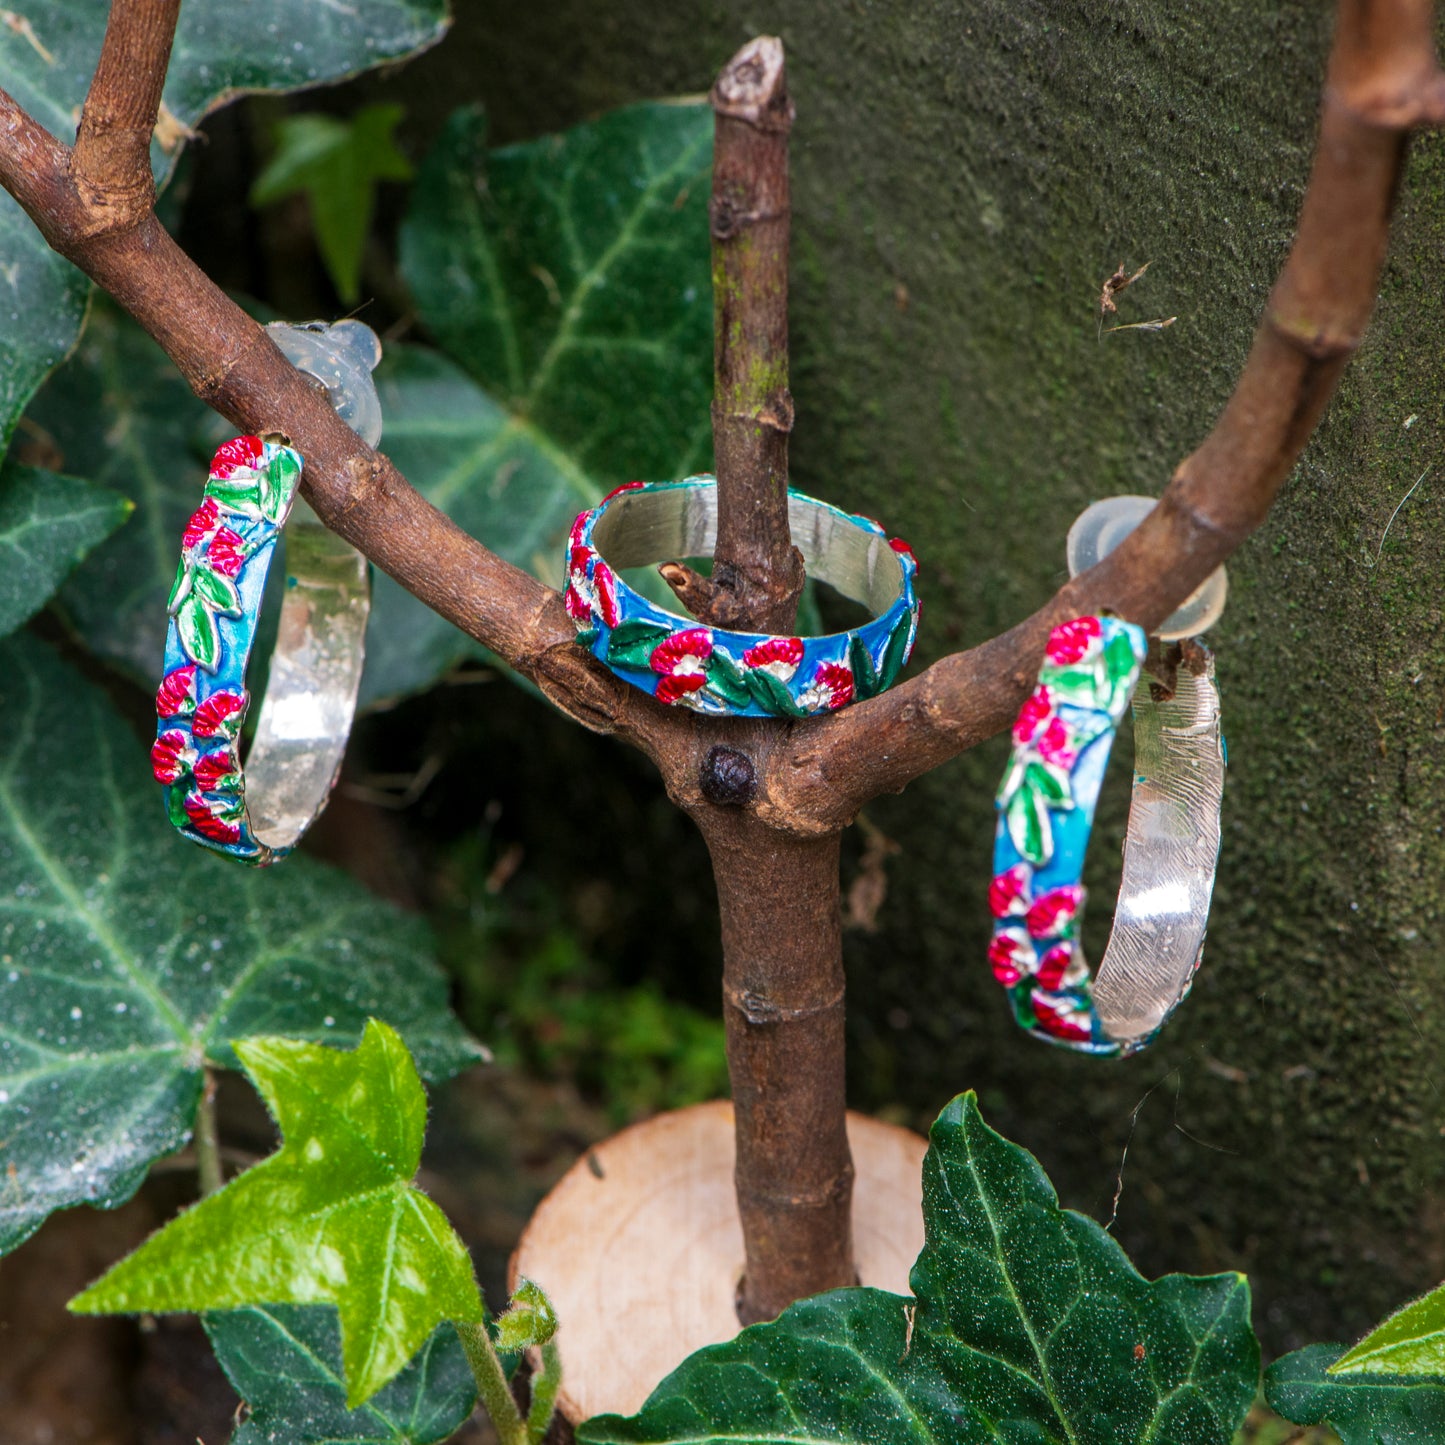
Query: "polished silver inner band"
591 484 905 617
1092 649 1224 1048
243 499 370 853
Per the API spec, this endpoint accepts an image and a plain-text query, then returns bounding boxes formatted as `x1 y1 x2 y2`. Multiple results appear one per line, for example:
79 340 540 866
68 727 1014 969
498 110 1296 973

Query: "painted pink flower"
988 929 1034 988
1035 942 1082 992
568 545 594 586
650 627 714 676
193 690 247 738
1012 685 1054 747
156 665 197 719
206 526 247 577
151 730 194 785
889 536 918 571
1035 716 1076 769
193 748 239 792
743 636 804 682
988 863 1032 919
564 581 592 622
183 791 243 845
602 480 646 504
592 560 622 628
181 497 245 575
182 497 220 550
568 510 591 550
1031 990 1093 1043
210 435 264 479
655 672 707 706
1045 616 1102 666
1025 884 1084 940
798 661 854 712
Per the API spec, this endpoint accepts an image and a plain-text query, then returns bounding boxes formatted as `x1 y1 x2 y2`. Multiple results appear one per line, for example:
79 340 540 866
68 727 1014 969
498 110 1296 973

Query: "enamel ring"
988 615 1224 1056
564 477 919 716
152 436 369 864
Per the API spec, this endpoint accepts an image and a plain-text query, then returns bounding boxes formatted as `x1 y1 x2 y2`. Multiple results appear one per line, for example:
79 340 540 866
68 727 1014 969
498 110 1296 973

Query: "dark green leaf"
581 1092 1258 1445
848 633 880 701
0 633 482 1257
0 460 131 638
251 105 413 303
744 667 808 718
702 649 752 710
206 1305 477 1445
1266 1344 1445 1444
1024 759 1072 806
0 0 448 460
876 614 913 693
1331 1282 1445 1376
73 1022 483 1406
605 620 673 672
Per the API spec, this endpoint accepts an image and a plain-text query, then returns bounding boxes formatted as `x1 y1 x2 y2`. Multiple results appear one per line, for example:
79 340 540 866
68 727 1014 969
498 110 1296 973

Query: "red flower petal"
1045 616 1102 666
1036 717 1076 769
987 864 1031 919
1026 885 1084 940
193 749 238 792
183 796 243 845
207 527 247 578
568 544 594 583
1035 943 1078 991
1012 685 1054 746
988 930 1033 988
568 510 592 550
193 690 247 738
564 582 592 622
593 562 622 628
182 497 219 550
156 665 197 718
650 627 714 674
888 536 918 571
743 637 805 670
150 730 192 785
211 435 264 480
1030 991 1093 1042
602 480 646 504
655 672 707 705
813 661 854 710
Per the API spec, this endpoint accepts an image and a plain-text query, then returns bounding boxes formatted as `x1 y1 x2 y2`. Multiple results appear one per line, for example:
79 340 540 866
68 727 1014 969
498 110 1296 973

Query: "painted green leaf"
1042 664 1105 708
605 620 673 672
204 475 265 518
1007 782 1052 864
1024 759 1072 806
251 104 413 304
72 1021 483 1407
190 564 242 616
702 650 753 710
175 589 221 669
0 0 449 461
848 633 880 701
1330 1282 1445 1377
0 633 482 1257
581 1091 1258 1445
206 1305 478 1445
876 618 912 693
744 666 808 718
0 460 131 638
1266 1344 1445 1443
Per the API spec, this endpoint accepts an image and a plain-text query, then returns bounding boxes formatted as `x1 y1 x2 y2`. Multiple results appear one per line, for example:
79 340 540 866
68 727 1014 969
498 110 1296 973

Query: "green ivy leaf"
0 0 449 459
0 634 482 1257
206 1305 478 1445
72 1021 483 1408
0 460 131 638
251 104 413 304
1330 1282 1445 1376
494 1279 559 1353
1266 1343 1445 1443
581 1091 1258 1445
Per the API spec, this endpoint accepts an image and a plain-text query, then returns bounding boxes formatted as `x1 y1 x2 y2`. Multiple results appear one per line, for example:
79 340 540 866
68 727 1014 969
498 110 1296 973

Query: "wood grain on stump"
509 1100 927 1424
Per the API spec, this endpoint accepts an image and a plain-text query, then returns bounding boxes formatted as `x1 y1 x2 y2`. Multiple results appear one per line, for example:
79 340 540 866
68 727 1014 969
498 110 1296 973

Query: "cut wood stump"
509 1100 927 1425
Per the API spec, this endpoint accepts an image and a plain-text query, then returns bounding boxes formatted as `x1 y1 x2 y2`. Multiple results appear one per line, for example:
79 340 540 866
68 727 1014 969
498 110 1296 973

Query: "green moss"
419 0 1443 1351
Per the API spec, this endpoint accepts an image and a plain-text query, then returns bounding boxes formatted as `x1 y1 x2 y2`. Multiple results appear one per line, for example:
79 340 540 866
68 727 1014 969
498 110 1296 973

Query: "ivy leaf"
250 104 414 304
1266 1343 1445 1443
0 633 482 1257
1329 1282 1445 1376
0 0 448 459
206 1305 478 1445
72 1021 483 1407
581 1091 1259 1445
0 459 131 638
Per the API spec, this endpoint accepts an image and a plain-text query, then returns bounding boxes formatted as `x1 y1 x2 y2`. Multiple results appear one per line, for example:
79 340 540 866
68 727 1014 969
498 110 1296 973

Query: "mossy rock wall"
395 1 1445 1350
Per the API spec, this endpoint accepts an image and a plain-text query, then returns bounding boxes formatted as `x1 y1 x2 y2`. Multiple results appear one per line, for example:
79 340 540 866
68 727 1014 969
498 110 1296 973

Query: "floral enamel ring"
152 435 369 864
988 615 1224 1056
565 477 919 716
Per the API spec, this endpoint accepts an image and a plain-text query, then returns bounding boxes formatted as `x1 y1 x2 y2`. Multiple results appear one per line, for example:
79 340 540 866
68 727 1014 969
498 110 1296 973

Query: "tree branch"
766 0 1440 833
662 37 805 633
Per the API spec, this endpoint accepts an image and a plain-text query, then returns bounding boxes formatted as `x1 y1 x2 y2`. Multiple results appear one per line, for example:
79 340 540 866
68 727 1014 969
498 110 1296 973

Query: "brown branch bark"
661 37 805 633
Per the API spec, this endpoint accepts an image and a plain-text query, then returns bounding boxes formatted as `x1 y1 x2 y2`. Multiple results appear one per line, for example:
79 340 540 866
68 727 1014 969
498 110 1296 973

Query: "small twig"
1373 465 1430 562
1104 316 1177 335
